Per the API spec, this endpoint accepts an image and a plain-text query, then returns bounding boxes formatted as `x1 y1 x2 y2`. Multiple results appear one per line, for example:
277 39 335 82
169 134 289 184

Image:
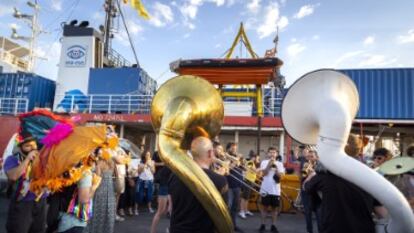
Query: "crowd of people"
294 136 414 233
2 128 413 233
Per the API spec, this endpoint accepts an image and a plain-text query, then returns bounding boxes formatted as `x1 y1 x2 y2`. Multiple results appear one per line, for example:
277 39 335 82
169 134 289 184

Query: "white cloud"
293 4 318 19
397 29 414 44
257 3 288 39
359 54 397 67
334 51 398 68
116 21 143 46
92 12 104 21
51 0 62 11
9 23 21 30
312 35 320 40
127 20 143 35
210 0 225 6
363 36 375 45
334 50 364 67
0 4 13 17
246 0 261 14
287 43 306 58
178 0 231 29
149 2 174 27
183 33 190 38
215 43 221 48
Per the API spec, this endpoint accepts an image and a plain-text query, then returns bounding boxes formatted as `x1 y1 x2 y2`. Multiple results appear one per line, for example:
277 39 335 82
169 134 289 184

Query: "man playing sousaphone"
168 137 228 233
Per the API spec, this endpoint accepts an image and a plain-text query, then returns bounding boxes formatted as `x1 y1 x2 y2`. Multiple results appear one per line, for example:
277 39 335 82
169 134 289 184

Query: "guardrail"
55 94 283 116
0 98 29 115
55 94 153 114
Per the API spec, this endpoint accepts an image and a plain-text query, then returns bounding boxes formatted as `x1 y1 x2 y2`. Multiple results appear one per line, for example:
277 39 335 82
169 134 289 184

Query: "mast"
12 0 42 72
103 0 116 57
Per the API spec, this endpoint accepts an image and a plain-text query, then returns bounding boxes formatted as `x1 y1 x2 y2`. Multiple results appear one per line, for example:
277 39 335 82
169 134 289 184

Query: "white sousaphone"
281 69 414 233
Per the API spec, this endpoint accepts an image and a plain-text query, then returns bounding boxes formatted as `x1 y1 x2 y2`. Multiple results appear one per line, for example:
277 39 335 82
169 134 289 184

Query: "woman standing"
136 150 156 213
85 149 116 233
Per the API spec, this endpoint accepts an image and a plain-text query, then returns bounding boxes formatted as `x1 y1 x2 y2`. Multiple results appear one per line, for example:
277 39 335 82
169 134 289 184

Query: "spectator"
137 150 156 213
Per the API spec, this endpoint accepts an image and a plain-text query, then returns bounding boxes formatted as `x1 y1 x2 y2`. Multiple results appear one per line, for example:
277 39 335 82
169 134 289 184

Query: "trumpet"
302 161 315 177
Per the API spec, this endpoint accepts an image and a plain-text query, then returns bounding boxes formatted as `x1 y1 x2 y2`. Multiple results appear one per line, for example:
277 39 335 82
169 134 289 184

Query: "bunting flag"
124 0 150 20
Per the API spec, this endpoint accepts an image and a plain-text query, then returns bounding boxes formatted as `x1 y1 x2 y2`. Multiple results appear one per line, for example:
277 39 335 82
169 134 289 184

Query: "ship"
1 1 414 213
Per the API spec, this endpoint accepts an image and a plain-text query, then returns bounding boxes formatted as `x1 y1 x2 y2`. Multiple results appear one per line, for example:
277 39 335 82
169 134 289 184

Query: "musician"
212 141 228 175
301 150 321 233
303 144 386 233
4 136 47 233
372 148 392 169
294 145 309 172
168 137 228 233
258 147 285 233
225 142 244 232
239 150 258 219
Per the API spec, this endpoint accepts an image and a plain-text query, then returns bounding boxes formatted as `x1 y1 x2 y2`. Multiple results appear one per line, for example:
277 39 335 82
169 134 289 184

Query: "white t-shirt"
259 159 285 196
139 161 154 181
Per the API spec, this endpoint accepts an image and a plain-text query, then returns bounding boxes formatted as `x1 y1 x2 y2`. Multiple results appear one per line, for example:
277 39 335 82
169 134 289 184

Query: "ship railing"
0 51 29 71
107 49 132 67
55 94 153 114
263 97 283 116
0 98 29 115
54 94 282 116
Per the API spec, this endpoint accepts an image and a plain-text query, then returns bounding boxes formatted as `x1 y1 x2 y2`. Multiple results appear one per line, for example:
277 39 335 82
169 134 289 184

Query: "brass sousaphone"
151 75 233 233
281 69 414 233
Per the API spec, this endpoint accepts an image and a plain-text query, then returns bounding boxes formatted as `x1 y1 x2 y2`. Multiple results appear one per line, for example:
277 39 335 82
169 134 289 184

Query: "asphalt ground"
0 194 311 233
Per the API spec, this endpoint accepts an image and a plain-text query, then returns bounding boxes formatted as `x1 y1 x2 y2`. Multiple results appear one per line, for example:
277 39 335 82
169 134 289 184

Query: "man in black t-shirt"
168 137 228 233
304 171 377 233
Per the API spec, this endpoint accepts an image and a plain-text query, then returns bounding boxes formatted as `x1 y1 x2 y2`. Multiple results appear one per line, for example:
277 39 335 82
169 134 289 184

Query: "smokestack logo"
65 45 87 67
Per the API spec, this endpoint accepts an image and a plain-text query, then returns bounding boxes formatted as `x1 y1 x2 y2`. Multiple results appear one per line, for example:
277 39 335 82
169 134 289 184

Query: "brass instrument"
151 75 233 233
301 161 315 177
213 157 263 195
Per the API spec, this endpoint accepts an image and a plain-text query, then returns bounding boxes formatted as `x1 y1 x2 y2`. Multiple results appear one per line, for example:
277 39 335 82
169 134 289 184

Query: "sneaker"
134 209 139 216
245 211 254 216
118 209 126 217
127 208 133 216
238 211 246 219
258 224 265 233
115 215 125 222
270 225 279 233
149 207 155 213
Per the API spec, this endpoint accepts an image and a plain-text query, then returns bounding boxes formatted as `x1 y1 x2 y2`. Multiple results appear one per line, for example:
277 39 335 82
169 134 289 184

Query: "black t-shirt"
226 165 243 188
168 168 228 233
158 166 172 186
304 172 376 233
153 151 164 173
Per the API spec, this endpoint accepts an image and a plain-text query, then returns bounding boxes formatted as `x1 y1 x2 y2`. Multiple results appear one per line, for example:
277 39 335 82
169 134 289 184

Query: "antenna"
273 26 279 55
11 0 43 72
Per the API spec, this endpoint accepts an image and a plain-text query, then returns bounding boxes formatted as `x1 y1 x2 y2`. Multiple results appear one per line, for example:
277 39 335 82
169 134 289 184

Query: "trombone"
213 157 265 196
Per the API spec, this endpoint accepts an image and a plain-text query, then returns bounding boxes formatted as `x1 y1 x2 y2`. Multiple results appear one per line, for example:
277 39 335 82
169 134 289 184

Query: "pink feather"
41 123 74 147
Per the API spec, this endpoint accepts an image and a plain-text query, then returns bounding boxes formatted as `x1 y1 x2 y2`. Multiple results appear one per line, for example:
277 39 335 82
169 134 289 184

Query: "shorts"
241 184 252 200
158 185 168 196
261 195 280 208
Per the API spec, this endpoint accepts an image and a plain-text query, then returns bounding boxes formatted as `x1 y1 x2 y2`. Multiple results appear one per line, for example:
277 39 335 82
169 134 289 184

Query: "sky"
1 0 414 87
